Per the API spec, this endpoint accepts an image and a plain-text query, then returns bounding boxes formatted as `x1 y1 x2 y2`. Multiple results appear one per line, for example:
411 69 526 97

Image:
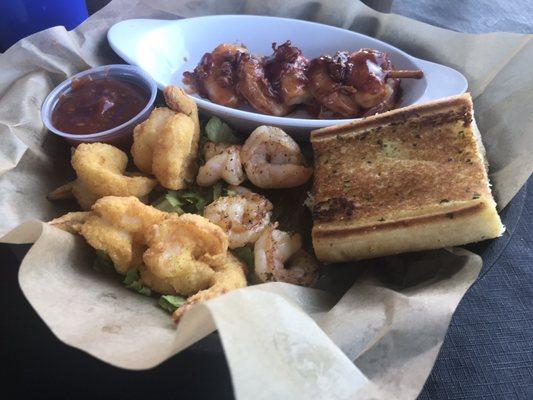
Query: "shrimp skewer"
183 44 248 108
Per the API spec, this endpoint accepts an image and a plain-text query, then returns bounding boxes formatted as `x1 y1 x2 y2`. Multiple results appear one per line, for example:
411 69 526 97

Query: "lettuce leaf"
158 295 186 313
154 191 184 214
92 250 115 273
154 189 209 215
123 268 151 296
180 190 208 214
205 117 240 144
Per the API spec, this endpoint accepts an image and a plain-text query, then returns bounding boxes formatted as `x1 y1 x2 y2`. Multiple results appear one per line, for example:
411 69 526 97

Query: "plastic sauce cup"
41 64 157 147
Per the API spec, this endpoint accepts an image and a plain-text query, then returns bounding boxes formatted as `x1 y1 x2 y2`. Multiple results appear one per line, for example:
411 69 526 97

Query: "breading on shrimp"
49 211 91 234
173 252 247 322
254 224 318 287
196 141 246 186
241 125 313 189
163 86 201 181
48 197 248 321
141 213 229 296
204 189 272 248
131 107 176 173
48 143 157 210
131 87 200 189
140 213 247 321
80 196 166 274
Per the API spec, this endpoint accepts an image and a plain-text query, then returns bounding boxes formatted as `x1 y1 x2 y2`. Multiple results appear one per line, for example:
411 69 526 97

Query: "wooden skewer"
387 70 424 79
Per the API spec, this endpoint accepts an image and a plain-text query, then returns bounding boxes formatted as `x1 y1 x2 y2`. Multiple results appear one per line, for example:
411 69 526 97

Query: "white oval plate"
108 15 467 139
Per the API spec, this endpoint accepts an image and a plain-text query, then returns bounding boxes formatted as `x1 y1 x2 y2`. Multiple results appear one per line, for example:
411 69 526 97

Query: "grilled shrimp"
236 53 292 116
183 44 248 108
264 41 311 106
254 224 318 287
241 125 313 189
308 52 361 118
204 189 273 248
196 141 246 186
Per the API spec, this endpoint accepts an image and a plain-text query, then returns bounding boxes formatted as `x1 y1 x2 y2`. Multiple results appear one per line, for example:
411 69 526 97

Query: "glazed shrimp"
346 48 398 110
240 125 313 189
308 52 361 118
204 189 273 248
264 41 311 106
183 44 248 108
254 224 318 287
236 53 292 116
196 141 246 186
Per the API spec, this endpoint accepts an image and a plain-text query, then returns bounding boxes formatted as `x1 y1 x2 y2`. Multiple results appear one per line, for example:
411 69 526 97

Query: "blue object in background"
0 0 88 51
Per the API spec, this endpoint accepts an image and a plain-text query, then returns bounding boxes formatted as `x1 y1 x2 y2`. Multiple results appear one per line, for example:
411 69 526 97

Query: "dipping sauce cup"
41 64 157 147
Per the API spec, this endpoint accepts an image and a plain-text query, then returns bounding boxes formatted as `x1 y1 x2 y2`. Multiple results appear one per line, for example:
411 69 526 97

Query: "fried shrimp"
236 53 292 116
254 224 318 287
163 85 201 177
49 198 247 321
172 252 247 322
204 189 273 248
141 213 247 322
131 87 200 189
141 214 229 296
196 141 246 186
183 44 248 108
80 196 166 274
47 143 157 210
49 211 91 234
241 125 313 189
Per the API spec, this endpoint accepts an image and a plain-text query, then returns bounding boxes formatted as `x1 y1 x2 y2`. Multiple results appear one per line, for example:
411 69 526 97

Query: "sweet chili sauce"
51 76 149 135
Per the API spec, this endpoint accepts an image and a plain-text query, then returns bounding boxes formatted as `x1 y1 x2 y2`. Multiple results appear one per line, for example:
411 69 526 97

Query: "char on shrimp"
183 44 248 108
264 41 311 107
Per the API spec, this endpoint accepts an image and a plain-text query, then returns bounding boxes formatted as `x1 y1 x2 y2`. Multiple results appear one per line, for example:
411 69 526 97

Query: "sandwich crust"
310 93 503 262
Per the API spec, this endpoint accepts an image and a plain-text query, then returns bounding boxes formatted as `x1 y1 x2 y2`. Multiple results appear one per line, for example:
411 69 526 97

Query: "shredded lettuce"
232 246 254 270
158 295 186 313
154 189 209 215
154 191 184 214
180 190 208 214
123 268 152 296
92 250 115 273
205 116 241 144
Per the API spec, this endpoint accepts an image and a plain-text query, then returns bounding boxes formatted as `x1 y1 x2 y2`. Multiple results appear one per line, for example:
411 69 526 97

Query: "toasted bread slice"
310 93 503 262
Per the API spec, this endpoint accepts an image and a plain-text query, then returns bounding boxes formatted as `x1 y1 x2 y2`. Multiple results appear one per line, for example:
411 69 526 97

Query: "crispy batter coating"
80 196 166 274
172 252 247 322
163 86 200 142
72 143 157 199
141 214 228 296
49 197 247 321
49 211 91 234
131 87 200 190
131 107 176 174
152 113 196 189
48 143 157 210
